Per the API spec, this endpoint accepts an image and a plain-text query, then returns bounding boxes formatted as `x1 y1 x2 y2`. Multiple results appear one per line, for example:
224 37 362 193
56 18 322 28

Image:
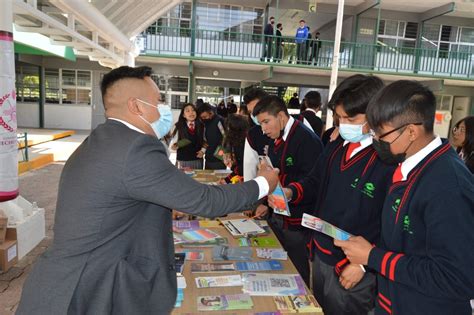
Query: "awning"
13 25 76 62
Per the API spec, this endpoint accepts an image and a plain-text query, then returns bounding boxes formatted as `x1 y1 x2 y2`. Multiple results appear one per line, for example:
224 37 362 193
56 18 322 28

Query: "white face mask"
339 122 370 143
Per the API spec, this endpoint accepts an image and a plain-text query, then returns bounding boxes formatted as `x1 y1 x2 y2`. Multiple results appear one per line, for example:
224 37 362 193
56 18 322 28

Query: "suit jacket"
17 120 259 315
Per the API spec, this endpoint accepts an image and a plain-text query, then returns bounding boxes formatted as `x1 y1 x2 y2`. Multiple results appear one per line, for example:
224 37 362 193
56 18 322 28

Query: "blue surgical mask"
339 122 370 143
137 99 173 139
251 114 260 126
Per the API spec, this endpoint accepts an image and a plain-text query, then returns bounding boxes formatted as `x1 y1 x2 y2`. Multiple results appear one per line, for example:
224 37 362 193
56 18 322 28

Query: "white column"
125 51 135 67
326 0 345 128
0 0 19 202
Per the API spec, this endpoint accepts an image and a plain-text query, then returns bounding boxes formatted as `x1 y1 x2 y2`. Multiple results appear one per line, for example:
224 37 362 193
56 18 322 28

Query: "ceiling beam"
419 2 455 22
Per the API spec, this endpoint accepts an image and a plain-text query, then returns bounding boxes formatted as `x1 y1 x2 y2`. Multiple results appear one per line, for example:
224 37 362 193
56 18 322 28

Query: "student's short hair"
300 19 305 23
328 74 383 117
293 92 298 97
367 80 436 133
253 96 289 117
196 103 215 116
277 23 282 28
270 16 275 20
304 91 322 109
100 66 153 103
243 88 269 105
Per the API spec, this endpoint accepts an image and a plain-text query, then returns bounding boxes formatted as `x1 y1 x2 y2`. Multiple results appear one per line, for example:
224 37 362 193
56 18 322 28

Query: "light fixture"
212 70 219 77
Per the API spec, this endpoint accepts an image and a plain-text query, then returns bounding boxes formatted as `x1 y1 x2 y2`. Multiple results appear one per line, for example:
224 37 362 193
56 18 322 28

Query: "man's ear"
407 123 420 141
128 98 142 115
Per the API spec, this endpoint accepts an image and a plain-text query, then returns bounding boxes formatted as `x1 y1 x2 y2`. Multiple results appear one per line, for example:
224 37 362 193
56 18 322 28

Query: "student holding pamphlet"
270 75 396 315
253 96 323 285
170 103 206 169
335 80 474 315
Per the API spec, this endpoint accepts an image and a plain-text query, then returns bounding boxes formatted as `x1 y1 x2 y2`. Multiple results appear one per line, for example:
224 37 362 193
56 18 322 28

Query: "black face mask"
373 139 406 165
271 21 274 24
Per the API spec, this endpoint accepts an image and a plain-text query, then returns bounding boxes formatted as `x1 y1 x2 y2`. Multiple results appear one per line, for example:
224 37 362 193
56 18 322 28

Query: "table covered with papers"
171 213 323 314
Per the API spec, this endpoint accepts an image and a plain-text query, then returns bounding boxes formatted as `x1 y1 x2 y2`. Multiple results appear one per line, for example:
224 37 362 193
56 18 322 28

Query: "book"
256 248 288 260
176 249 204 261
274 295 322 313
177 138 192 148
212 245 253 261
238 236 280 248
195 275 243 288
191 262 236 273
220 218 267 237
173 220 200 231
197 293 253 311
242 273 307 296
175 288 184 308
199 220 221 228
235 260 283 271
180 237 228 248
301 213 352 241
174 253 186 275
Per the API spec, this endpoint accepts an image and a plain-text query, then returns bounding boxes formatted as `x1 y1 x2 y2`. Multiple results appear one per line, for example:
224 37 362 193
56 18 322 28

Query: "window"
58 69 91 105
15 65 40 102
45 69 60 103
377 19 417 51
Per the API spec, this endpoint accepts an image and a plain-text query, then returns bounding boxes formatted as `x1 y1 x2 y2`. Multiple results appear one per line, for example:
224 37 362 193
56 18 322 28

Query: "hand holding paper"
334 236 373 265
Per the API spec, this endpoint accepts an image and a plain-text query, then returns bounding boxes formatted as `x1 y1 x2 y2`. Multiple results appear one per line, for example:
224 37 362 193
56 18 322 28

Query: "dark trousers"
296 43 307 64
205 160 226 170
269 215 310 286
312 253 376 315
262 38 273 61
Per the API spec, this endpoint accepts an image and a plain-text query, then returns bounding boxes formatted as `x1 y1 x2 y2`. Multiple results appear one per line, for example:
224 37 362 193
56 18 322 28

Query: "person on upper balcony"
295 20 309 64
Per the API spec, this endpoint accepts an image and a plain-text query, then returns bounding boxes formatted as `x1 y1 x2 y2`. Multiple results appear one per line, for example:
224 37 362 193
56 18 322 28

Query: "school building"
8 0 474 138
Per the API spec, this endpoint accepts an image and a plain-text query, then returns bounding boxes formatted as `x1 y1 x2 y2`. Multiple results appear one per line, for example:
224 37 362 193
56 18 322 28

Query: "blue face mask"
251 114 260 126
339 122 370 143
137 99 173 139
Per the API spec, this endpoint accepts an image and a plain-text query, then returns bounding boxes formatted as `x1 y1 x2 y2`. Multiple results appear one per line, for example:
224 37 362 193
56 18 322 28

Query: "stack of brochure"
235 260 283 271
191 262 236 273
197 293 253 311
212 245 253 261
274 295 322 313
195 275 243 288
242 273 307 296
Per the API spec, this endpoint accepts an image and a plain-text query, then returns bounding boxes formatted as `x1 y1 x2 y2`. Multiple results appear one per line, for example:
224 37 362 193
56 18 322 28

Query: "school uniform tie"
392 164 403 183
345 142 361 162
189 121 195 134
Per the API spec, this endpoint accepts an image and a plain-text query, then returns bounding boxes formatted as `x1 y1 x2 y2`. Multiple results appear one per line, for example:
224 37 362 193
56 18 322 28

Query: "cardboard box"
0 210 7 244
0 240 18 272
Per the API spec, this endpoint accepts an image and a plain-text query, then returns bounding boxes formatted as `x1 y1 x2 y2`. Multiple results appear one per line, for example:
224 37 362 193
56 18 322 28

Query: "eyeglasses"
452 126 466 134
369 122 423 143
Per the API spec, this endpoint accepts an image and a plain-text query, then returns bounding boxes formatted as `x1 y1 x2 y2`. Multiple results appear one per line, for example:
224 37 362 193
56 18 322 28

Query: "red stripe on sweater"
389 253 404 281
381 252 393 277
313 239 332 255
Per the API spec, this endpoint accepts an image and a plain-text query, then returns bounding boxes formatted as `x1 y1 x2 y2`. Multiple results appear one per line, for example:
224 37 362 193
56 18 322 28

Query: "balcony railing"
141 26 474 79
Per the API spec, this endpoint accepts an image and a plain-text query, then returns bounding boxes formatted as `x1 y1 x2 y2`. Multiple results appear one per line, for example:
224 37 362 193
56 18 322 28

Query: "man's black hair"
304 91 322 109
253 96 289 117
293 92 298 97
243 88 269 105
196 102 215 116
328 74 383 117
367 80 436 133
100 66 153 103
277 23 282 28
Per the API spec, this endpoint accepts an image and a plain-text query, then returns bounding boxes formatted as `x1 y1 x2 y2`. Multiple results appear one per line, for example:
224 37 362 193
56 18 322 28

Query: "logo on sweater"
403 215 414 235
286 156 294 166
392 198 401 213
361 182 375 198
350 177 359 188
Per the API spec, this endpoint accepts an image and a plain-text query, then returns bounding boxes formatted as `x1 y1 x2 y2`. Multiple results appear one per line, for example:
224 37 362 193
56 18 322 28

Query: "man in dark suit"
17 66 279 315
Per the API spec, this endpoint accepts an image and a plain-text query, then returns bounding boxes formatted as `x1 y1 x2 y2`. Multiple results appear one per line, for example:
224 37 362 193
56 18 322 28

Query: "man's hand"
268 188 292 208
196 150 204 159
339 263 365 290
243 210 254 217
171 143 178 151
334 236 373 265
257 161 279 194
253 204 269 219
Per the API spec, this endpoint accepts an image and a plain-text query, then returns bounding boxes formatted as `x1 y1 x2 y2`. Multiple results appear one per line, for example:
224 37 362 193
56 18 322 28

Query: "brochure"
195 275 243 288
181 228 223 242
274 295 322 313
212 245 253 261
197 293 253 311
176 138 192 148
238 236 280 248
235 260 283 271
242 273 307 296
172 220 200 231
191 262 236 273
259 155 291 216
301 213 352 241
180 237 228 248
220 218 267 237
256 248 288 260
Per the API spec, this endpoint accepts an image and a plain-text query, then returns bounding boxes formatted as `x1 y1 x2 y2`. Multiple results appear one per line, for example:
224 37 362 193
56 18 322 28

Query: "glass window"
19 66 40 102
62 69 76 86
77 71 91 87
405 22 418 39
45 69 60 103
460 27 474 43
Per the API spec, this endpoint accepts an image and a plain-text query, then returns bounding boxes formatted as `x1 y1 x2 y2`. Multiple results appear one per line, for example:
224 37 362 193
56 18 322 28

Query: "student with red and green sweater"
336 80 474 315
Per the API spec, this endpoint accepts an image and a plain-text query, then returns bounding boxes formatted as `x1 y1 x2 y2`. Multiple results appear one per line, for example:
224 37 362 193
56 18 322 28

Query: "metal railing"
141 26 474 79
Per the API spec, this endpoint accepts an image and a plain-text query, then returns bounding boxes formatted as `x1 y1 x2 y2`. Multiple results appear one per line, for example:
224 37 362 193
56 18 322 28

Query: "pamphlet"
177 138 192 148
212 245 253 261
180 237 228 248
181 229 223 242
274 295 322 313
301 213 352 241
195 275 243 288
256 248 288 260
259 155 291 216
238 236 280 248
242 273 307 296
173 220 200 231
197 293 253 311
235 260 283 271
191 262 236 273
